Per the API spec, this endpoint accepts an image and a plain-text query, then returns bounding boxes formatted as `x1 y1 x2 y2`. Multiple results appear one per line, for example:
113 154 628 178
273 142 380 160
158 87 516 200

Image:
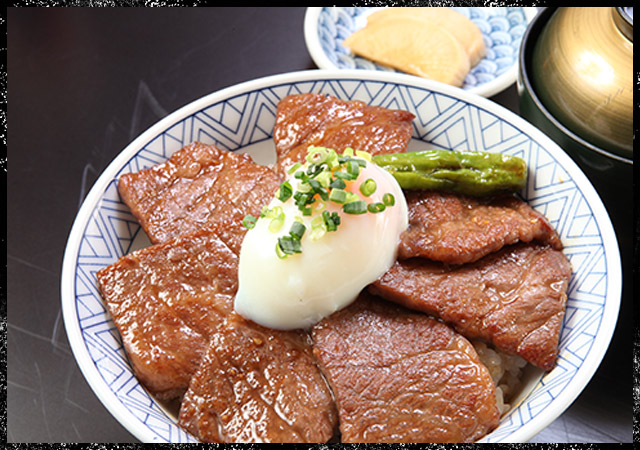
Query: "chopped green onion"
277 235 302 255
326 153 339 169
307 178 322 191
262 206 283 220
322 211 335 232
312 200 326 214
331 211 341 227
359 178 377 197
277 180 293 202
296 182 312 194
333 170 356 181
346 160 361 178
306 147 330 165
383 193 396 207
311 215 324 228
329 178 346 190
343 200 368 215
310 215 328 240
242 214 257 229
306 164 324 178
294 192 313 209
367 202 386 213
344 191 360 204
355 150 372 162
289 221 306 240
322 210 341 231
268 211 285 232
246 146 400 259
309 225 326 241
340 155 366 167
287 162 302 175
308 179 329 200
316 170 332 188
329 188 347 204
275 241 288 259
268 218 284 233
311 197 328 213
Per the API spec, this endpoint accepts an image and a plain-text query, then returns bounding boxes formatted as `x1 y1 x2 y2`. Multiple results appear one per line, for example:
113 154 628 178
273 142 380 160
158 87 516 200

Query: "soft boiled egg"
234 148 408 330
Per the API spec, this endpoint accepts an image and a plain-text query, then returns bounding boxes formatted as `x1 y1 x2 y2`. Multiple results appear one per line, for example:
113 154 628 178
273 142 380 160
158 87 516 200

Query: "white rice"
472 340 528 415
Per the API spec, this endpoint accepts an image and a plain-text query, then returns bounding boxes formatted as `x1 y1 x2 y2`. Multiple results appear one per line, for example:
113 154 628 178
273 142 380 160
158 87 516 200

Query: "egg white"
234 162 408 330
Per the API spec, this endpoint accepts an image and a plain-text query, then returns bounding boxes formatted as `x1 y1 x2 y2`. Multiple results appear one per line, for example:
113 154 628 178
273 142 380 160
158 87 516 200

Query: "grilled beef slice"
311 292 500 443
370 243 572 371
179 314 337 443
96 230 239 399
273 93 415 177
399 191 563 264
117 141 280 251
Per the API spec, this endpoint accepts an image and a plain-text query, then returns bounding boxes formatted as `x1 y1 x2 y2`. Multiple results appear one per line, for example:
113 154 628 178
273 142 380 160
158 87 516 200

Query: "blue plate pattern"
63 72 620 443
313 7 531 94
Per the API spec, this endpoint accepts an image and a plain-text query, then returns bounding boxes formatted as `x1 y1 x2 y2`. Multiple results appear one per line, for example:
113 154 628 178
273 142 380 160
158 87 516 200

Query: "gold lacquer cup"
531 7 633 160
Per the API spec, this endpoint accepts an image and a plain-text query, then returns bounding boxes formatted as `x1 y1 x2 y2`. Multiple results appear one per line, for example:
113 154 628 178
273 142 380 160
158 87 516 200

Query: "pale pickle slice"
367 7 486 67
343 16 470 87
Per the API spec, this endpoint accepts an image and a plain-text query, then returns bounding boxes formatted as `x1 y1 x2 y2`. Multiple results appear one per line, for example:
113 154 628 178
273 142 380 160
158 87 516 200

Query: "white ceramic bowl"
304 7 539 98
61 69 621 443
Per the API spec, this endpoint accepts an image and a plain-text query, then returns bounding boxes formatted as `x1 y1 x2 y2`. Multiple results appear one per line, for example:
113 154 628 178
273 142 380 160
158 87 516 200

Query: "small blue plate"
304 7 539 97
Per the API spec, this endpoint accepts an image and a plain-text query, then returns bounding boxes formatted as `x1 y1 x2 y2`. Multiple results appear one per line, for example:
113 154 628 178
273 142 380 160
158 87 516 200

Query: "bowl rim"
61 68 622 443
303 6 540 99
518 6 633 166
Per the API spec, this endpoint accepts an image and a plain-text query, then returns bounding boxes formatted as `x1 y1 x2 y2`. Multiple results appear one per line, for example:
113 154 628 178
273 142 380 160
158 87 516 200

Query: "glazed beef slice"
179 314 337 443
312 293 500 443
96 230 239 399
370 243 572 371
117 141 280 251
273 93 415 177
399 191 563 264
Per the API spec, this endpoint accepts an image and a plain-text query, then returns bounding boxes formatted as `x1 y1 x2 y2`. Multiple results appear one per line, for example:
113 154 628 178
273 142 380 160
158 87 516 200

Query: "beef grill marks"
311 292 500 443
96 230 239 400
98 228 339 443
399 190 563 264
179 314 338 443
273 93 415 178
117 95 416 250
369 243 572 371
117 141 280 252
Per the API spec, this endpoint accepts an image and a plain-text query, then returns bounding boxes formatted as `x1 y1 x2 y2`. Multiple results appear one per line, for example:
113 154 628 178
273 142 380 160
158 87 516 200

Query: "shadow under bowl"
517 7 633 190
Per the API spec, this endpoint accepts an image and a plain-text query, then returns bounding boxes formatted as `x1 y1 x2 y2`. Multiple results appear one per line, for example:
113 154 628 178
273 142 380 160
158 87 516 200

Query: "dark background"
6 7 633 443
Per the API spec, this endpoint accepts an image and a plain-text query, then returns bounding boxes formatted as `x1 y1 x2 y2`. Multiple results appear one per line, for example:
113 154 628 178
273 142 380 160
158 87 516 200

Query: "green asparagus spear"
372 149 527 196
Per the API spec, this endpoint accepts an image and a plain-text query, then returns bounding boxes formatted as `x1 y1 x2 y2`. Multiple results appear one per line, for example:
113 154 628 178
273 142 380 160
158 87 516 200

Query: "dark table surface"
7 7 634 444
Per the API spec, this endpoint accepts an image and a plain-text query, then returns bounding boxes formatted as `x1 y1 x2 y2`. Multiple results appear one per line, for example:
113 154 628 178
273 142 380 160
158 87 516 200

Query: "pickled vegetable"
372 150 527 196
366 7 486 67
343 16 470 87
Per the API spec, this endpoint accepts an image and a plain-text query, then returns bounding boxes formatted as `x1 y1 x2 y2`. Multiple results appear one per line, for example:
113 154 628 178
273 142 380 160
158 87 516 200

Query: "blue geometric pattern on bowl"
69 76 614 443
317 7 529 90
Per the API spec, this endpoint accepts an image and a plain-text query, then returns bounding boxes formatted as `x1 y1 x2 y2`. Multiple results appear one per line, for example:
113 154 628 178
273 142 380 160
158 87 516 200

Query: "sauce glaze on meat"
118 141 280 252
179 314 337 443
399 190 563 264
97 230 239 399
273 93 415 177
312 293 500 443
370 243 572 371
